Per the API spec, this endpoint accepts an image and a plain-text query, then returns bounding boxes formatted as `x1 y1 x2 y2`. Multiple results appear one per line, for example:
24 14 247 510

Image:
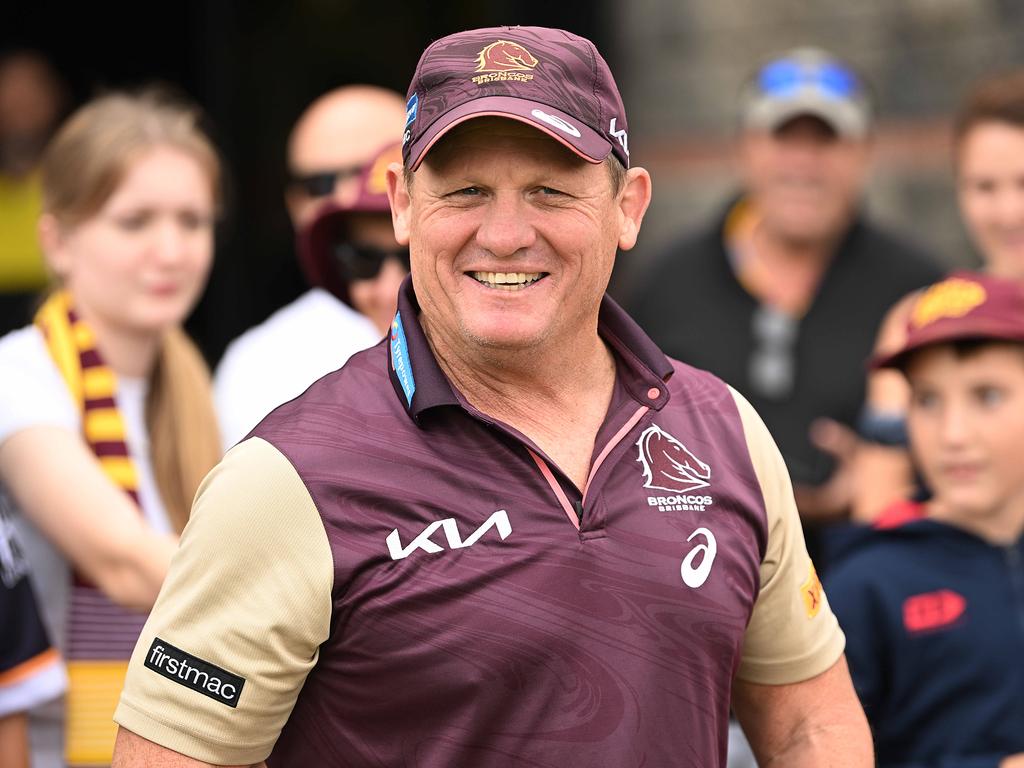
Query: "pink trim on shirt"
527 448 580 530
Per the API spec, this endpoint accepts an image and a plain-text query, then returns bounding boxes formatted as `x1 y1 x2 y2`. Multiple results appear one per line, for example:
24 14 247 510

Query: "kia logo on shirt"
386 509 512 561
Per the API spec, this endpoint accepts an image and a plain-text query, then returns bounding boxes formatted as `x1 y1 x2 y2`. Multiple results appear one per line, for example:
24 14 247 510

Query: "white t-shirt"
0 325 172 768
214 288 381 448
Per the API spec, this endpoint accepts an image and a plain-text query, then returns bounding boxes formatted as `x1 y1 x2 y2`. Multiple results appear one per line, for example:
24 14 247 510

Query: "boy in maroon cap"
827 272 1024 767
113 26 870 767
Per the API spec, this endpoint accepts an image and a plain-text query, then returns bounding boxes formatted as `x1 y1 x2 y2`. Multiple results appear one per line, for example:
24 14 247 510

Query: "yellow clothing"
0 171 47 290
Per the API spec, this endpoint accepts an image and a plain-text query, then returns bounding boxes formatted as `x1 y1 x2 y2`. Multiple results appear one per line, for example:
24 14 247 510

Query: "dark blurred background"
6 0 1024 364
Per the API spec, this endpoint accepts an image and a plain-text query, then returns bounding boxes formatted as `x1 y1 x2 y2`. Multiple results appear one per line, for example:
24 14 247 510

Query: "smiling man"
629 48 941 533
111 27 870 768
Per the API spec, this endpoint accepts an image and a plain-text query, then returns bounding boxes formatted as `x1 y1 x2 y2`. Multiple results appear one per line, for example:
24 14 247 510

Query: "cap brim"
870 318 1024 370
406 95 613 170
745 94 869 139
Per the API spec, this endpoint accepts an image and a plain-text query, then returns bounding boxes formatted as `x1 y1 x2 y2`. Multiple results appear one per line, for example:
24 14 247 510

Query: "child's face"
907 343 1024 534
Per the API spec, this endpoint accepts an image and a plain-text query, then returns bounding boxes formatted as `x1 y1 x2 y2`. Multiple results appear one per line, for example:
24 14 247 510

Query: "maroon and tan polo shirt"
115 280 844 767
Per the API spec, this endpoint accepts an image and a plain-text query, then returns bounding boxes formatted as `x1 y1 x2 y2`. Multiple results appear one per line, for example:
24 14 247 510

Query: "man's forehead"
288 91 406 172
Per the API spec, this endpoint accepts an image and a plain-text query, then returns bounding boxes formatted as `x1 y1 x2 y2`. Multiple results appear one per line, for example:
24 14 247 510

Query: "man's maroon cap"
871 271 1024 370
297 141 400 305
402 25 630 170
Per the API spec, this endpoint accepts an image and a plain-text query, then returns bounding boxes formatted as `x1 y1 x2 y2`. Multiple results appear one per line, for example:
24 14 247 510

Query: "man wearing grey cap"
630 47 941 534
112 30 870 767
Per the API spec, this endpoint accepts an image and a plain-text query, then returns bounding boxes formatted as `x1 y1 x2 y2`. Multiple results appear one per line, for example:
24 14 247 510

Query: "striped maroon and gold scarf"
35 290 149 767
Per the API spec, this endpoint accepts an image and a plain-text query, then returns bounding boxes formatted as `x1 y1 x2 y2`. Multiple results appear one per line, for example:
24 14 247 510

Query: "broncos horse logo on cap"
475 40 539 72
636 425 712 494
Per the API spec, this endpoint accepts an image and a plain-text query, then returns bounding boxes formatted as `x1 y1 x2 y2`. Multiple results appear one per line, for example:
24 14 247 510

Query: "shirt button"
647 387 661 400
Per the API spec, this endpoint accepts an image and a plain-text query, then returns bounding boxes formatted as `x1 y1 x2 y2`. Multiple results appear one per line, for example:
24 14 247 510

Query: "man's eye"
451 187 481 196
539 186 565 196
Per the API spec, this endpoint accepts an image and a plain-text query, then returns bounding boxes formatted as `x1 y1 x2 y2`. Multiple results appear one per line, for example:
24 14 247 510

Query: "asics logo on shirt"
681 527 717 588
387 509 512 561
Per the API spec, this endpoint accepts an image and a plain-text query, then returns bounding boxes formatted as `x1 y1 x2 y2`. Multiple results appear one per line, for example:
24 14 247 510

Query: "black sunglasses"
331 242 410 282
289 165 364 197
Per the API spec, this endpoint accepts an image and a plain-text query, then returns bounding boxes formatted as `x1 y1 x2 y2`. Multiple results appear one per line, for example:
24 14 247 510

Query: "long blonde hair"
39 89 223 532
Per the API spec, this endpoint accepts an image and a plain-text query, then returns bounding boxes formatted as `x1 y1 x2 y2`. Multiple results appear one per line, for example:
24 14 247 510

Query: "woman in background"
0 90 222 767
849 69 1024 523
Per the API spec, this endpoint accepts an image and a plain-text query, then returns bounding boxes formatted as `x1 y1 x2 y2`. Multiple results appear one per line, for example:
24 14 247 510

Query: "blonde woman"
0 90 222 768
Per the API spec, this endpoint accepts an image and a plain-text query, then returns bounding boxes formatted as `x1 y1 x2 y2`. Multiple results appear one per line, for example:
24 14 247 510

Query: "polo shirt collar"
387 276 674 424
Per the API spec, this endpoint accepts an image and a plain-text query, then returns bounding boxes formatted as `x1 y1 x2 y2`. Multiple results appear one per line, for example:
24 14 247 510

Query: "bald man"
214 86 408 446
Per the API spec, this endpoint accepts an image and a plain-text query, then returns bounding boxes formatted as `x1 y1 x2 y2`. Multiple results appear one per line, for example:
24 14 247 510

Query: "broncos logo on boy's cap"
871 271 1024 370
475 40 539 73
910 278 987 329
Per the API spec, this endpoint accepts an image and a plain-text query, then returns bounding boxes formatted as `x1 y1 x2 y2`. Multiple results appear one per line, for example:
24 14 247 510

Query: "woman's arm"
0 426 177 611
0 712 29 768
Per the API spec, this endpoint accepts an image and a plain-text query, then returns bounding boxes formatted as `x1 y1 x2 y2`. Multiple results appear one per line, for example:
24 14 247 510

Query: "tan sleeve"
730 387 846 685
114 437 333 765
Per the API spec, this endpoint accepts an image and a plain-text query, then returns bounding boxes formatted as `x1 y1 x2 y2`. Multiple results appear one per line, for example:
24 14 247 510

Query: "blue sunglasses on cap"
757 58 860 100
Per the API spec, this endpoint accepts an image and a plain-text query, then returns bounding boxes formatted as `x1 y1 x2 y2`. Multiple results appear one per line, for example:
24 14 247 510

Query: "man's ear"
38 212 70 279
386 161 411 246
617 167 652 252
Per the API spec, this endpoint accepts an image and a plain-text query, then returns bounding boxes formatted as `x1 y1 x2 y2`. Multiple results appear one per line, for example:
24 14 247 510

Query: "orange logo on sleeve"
911 278 987 328
800 563 823 618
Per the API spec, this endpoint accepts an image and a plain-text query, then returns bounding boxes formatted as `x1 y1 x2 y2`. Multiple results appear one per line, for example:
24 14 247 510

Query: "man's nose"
332 177 364 210
475 194 536 257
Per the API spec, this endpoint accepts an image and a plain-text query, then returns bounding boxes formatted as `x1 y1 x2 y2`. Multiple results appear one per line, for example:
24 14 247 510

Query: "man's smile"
468 271 548 291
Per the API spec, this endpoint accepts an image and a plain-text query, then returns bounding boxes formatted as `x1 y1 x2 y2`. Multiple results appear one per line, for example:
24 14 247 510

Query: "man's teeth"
471 271 543 291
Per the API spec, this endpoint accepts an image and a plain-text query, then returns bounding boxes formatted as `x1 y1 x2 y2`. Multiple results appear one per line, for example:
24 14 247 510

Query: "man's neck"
734 220 837 316
423 318 617 489
752 220 835 267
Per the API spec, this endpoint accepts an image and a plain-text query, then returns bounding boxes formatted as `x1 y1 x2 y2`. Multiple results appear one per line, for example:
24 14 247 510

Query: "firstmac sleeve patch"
144 638 246 708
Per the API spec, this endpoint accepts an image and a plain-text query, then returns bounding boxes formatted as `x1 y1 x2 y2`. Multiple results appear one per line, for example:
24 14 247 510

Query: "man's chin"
457 320 551 355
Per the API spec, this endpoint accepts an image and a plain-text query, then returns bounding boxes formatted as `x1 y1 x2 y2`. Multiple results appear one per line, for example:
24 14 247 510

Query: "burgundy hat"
402 25 630 170
871 271 1024 370
297 142 401 304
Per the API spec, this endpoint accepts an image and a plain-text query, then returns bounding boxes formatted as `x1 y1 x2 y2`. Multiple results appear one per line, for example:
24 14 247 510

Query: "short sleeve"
114 438 334 765
0 326 79 445
729 387 846 684
0 508 67 717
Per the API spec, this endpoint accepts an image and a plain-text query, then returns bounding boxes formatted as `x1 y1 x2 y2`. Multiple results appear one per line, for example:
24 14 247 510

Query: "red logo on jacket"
902 589 966 633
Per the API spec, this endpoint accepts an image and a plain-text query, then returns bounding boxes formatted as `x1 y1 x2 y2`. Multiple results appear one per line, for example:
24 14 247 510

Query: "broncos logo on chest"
476 40 539 73
636 424 712 494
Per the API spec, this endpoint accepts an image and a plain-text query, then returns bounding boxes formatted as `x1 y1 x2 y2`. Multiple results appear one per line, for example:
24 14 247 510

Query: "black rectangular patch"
144 637 245 708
